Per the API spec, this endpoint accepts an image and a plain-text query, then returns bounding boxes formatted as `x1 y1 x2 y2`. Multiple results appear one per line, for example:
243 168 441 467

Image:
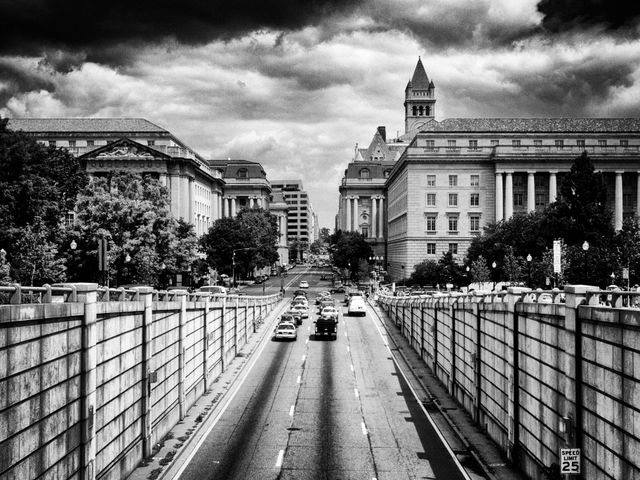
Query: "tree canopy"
329 230 372 281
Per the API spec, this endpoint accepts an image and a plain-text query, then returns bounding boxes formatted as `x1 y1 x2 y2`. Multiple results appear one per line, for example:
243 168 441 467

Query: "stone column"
615 171 623 230
371 197 377 238
222 197 227 217
378 197 384 236
527 171 536 212
495 172 504 222
504 171 514 219
231 197 237 217
549 171 558 203
346 197 351 231
188 177 194 223
159 173 167 187
354 197 360 232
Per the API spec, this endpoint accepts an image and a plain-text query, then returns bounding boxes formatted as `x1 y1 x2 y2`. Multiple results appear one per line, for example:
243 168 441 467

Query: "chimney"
377 126 386 142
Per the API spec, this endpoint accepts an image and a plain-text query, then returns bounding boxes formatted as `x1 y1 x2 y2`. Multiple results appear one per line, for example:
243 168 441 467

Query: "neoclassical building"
338 58 640 282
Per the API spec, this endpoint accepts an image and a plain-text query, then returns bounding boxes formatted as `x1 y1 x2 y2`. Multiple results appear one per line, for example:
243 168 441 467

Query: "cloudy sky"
1 0 639 228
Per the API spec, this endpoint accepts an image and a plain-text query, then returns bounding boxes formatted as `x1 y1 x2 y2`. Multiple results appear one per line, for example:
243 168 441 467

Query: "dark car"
281 312 302 326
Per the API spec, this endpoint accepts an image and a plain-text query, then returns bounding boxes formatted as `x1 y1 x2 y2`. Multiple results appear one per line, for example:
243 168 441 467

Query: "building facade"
271 180 318 250
338 59 640 282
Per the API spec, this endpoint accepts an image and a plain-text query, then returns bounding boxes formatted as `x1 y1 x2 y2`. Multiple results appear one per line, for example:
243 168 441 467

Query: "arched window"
425 106 430 116
412 106 417 116
383 169 391 178
360 168 370 179
419 106 424 116
237 168 248 178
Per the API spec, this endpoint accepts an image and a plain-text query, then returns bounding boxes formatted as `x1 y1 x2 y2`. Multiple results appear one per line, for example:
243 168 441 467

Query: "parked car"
274 322 297 341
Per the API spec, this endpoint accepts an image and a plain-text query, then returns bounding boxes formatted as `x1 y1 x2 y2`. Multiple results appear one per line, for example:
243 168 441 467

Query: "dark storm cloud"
0 0 364 66
538 0 640 33
0 60 55 106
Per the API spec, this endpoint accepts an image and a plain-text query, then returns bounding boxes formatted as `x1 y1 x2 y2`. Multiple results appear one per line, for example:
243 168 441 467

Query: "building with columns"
207 159 272 217
338 58 640 282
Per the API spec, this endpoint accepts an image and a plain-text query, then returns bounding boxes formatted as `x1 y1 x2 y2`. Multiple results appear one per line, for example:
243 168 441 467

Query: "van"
198 285 227 296
347 296 366 316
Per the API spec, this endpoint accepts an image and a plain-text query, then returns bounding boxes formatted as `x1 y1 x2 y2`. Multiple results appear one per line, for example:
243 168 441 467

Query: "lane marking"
354 388 359 398
344 331 348 337
301 354 306 363
305 338 309 344
289 405 295 416
297 375 301 384
361 422 368 435
370 308 473 480
350 364 354 372
275 449 284 467
347 346 350 352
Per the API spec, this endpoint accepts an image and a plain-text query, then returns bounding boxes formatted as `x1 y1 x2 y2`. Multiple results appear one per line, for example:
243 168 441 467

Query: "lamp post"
582 241 589 285
70 240 78 281
526 254 532 287
491 261 497 291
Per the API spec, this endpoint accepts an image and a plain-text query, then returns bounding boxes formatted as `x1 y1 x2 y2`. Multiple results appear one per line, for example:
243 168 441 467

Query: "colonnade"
344 195 385 238
495 170 640 230
221 196 265 217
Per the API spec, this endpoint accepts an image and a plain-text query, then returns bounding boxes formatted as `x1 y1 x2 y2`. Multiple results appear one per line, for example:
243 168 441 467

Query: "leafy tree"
437 251 464 286
329 230 372 281
10 219 67 285
503 247 524 283
70 171 200 287
318 227 331 243
408 260 441 287
470 255 490 283
0 248 11 285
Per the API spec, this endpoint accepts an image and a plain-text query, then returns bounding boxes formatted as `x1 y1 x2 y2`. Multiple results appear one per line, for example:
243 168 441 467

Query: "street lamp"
491 261 497 291
526 254 532 287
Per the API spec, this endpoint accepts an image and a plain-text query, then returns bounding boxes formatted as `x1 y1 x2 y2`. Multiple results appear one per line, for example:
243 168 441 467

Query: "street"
169 267 473 480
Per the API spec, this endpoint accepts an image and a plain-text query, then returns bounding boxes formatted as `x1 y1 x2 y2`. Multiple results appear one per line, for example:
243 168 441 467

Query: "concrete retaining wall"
379 286 640 480
0 284 281 480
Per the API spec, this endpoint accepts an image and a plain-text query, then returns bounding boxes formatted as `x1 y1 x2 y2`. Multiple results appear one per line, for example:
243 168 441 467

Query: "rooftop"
419 118 640 133
7 118 167 133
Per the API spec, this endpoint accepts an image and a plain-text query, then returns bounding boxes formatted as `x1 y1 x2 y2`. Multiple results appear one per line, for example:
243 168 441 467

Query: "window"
237 168 248 178
68 140 76 148
576 139 585 149
427 175 436 187
360 168 370 179
470 174 479 187
534 139 542 147
87 140 94 147
425 140 435 150
598 139 607 147
624 193 633 208
63 212 75 227
426 215 437 232
448 216 458 232
147 140 155 146
448 175 458 187
620 139 629 148
49 140 56 147
470 193 479 206
426 193 436 206
427 243 436 255
447 140 457 150
468 140 478 151
555 140 564 149
514 193 524 206
470 215 480 232
535 193 546 206
448 243 458 255
490 139 499 147
383 169 391 178
512 139 521 148
448 193 458 207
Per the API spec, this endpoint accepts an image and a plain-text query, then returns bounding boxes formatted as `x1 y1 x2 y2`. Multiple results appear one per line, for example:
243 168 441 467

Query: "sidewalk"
128 300 287 480
369 301 526 480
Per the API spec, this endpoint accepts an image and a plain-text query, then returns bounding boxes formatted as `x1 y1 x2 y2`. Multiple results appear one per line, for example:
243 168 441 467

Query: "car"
317 298 335 313
197 285 227 295
292 295 309 306
299 280 309 289
293 289 308 299
274 322 297 341
320 306 340 321
290 304 309 319
280 313 302 326
347 296 367 316
344 291 364 305
283 310 302 324
315 291 332 304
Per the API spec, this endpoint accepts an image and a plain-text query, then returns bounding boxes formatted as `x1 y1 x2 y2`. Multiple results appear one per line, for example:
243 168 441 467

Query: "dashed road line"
289 405 295 416
361 422 368 435
354 388 359 398
275 449 284 467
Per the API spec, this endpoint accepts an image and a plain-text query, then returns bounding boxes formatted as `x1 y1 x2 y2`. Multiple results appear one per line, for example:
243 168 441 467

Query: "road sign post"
560 448 580 476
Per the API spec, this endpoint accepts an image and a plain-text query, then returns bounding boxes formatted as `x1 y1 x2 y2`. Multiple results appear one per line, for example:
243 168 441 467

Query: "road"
171 266 477 479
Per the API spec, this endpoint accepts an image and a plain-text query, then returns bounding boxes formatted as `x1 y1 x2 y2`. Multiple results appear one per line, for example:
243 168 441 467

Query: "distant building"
338 58 640 282
271 180 318 252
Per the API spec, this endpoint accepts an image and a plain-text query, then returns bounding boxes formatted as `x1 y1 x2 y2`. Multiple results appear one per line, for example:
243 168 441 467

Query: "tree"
0 118 87 285
0 248 13 285
408 260 441 287
70 171 200 287
200 208 279 281
329 230 372 281
470 256 491 284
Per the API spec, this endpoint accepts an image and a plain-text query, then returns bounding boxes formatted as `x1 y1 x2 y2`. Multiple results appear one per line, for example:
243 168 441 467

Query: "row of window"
425 215 481 233
426 193 480 207
426 243 459 255
425 139 630 150
427 174 480 187
47 139 160 147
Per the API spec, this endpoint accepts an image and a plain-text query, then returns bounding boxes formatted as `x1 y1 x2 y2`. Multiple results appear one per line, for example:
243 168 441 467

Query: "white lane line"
361 422 368 435
289 405 295 416
297 375 301 384
347 346 350 352
305 338 309 344
354 388 359 398
370 311 473 480
301 354 306 363
344 331 348 337
275 449 285 467
350 364 354 372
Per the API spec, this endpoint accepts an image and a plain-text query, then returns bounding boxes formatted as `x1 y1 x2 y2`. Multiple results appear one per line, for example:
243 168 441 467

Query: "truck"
314 314 338 340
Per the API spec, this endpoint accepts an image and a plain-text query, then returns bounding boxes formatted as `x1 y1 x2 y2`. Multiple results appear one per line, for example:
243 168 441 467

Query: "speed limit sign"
560 448 581 475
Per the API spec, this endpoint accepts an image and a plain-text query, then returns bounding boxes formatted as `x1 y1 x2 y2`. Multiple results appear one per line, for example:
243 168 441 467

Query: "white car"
320 306 340 320
347 297 367 316
290 304 309 319
274 322 297 341
299 280 309 289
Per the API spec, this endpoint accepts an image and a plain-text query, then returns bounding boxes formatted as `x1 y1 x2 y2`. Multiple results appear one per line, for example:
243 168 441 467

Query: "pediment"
80 137 170 160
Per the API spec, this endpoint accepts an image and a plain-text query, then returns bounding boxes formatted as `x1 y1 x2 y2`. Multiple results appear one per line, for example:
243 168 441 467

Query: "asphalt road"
173 267 473 480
